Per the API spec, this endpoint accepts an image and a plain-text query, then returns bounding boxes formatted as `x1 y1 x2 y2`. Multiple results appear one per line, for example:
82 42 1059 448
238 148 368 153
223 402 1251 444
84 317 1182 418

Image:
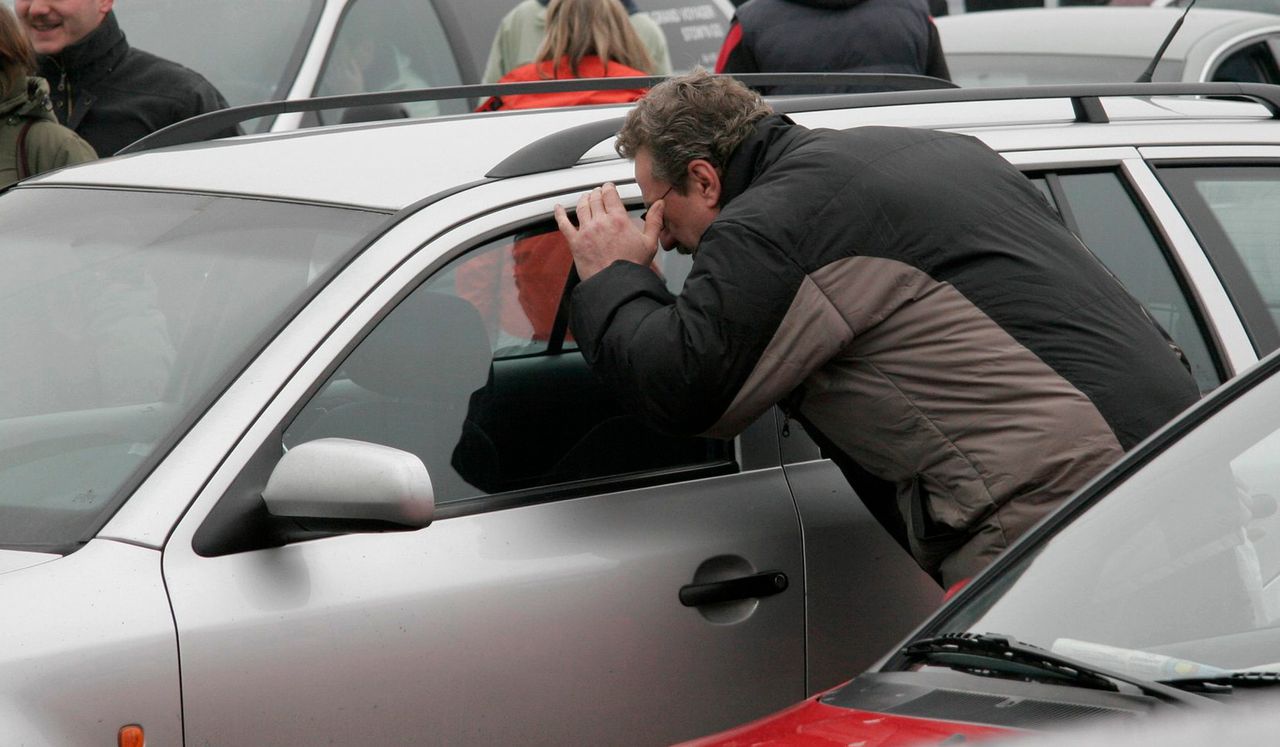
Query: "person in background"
15 0 238 156
467 0 658 351
0 3 93 188
478 0 656 112
483 0 671 85
714 0 950 94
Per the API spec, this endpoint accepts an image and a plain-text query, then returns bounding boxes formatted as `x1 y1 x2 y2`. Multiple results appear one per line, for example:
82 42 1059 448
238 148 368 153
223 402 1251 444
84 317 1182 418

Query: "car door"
160 191 806 746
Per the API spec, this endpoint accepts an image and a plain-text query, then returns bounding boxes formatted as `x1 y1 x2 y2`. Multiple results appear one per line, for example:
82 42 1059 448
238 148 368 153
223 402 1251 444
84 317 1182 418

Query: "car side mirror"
263 438 434 529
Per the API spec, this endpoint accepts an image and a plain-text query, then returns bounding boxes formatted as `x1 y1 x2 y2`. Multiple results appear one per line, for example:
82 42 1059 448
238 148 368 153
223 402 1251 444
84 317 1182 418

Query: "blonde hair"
536 0 655 79
0 4 35 98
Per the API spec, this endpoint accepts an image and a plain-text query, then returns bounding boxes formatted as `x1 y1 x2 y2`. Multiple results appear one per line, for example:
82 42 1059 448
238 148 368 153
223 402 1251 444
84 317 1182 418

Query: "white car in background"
20 0 736 133
938 6 1280 85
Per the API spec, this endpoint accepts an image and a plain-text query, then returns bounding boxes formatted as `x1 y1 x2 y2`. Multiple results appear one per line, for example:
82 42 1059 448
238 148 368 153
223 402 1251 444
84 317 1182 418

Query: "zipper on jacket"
51 58 71 121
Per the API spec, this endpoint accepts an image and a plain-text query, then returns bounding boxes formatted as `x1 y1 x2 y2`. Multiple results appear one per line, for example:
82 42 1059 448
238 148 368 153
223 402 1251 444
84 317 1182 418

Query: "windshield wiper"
1159 671 1280 694
901 633 1210 706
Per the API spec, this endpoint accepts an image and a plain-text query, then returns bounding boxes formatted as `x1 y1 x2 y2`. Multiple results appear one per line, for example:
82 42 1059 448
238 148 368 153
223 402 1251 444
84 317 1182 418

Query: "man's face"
635 149 719 255
16 0 113 55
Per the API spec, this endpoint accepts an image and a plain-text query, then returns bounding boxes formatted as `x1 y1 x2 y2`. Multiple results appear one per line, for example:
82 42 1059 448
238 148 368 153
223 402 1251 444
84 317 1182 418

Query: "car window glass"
315 0 468 125
930 362 1280 676
282 215 730 507
1212 41 1280 84
1158 165 1280 357
1047 171 1221 394
428 221 692 358
0 189 383 551
109 0 323 133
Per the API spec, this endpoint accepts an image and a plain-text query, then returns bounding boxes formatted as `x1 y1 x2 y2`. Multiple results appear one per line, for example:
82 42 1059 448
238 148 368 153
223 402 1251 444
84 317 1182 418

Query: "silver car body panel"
0 540 180 746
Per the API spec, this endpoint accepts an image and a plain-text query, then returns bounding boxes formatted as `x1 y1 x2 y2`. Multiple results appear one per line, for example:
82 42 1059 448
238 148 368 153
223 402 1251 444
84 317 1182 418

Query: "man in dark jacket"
16 0 236 156
715 0 950 93
555 71 1200 588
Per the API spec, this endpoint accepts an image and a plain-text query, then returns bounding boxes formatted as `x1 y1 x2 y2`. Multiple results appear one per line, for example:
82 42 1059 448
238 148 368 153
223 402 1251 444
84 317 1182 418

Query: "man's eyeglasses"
640 184 674 224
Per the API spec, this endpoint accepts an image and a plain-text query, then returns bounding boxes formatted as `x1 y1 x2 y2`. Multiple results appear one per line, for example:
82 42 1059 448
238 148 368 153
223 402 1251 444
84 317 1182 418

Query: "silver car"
938 7 1280 85
5 79 1280 744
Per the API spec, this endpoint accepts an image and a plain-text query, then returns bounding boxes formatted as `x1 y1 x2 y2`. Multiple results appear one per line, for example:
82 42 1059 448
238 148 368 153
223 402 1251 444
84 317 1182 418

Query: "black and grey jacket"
37 11 236 157
572 115 1200 585
715 0 950 93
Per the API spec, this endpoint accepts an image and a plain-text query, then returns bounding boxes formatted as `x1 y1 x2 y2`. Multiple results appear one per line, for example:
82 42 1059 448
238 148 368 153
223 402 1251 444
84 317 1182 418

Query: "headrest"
344 291 493 403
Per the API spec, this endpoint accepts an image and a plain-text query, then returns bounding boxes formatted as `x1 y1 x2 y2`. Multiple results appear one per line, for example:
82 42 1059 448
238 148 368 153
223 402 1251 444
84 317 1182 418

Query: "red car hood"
677 695 1018 747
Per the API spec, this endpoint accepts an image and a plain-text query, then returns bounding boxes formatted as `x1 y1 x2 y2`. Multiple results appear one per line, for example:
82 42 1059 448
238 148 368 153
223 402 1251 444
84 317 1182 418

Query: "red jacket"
477 56 649 112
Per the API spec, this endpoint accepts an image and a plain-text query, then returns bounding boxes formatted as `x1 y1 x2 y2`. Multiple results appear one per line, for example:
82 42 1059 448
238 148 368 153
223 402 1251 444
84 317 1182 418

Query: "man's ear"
686 159 721 208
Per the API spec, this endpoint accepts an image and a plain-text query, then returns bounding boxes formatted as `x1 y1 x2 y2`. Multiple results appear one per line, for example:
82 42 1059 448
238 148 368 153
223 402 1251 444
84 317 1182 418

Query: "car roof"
22 84 1280 211
25 104 636 211
938 6 1280 63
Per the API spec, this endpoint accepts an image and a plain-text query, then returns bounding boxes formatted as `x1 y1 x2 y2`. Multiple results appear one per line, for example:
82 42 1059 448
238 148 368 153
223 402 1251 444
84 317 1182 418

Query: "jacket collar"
719 113 800 207
42 10 128 82
0 77 56 122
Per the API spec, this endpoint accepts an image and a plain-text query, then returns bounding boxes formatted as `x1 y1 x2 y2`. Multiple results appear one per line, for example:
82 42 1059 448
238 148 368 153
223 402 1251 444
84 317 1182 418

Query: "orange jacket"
477 56 649 112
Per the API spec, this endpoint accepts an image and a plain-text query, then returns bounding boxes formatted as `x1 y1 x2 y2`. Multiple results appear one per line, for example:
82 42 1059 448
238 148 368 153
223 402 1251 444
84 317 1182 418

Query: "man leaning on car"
556 70 1200 591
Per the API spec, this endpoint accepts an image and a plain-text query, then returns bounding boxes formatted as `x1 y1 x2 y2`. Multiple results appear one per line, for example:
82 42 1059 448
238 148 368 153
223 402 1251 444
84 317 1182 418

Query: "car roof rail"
486 81 1280 179
115 73 956 156
774 81 1280 124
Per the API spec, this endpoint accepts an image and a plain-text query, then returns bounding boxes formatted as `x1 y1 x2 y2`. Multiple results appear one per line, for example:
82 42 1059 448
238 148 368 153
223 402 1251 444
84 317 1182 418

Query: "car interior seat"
290 290 501 501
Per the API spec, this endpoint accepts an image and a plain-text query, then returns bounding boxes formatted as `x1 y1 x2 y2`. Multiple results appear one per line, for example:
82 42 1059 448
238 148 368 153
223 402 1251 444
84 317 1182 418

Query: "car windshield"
947 54 1184 86
0 188 384 553
921 359 1280 681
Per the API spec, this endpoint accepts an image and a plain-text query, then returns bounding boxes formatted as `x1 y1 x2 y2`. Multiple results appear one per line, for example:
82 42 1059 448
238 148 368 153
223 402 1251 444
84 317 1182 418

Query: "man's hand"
555 183 663 281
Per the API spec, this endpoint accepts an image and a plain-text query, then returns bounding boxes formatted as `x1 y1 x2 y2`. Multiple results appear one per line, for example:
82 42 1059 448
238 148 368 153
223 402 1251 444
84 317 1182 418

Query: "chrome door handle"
679 571 789 607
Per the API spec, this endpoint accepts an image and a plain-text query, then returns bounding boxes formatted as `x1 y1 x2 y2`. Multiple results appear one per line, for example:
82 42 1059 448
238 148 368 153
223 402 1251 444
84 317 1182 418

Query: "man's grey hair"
616 69 773 190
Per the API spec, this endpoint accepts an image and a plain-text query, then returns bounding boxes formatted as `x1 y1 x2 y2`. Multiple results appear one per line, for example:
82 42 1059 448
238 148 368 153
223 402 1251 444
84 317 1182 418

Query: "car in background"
938 7 1280 85
7 75 1280 744
96 0 736 132
1158 0 1280 15
681 298 1280 746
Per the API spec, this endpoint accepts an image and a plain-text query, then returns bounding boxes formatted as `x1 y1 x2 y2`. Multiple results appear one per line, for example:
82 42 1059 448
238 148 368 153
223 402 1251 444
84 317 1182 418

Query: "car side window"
1030 171 1223 394
1157 165 1280 357
282 216 731 508
1212 41 1280 85
314 0 468 125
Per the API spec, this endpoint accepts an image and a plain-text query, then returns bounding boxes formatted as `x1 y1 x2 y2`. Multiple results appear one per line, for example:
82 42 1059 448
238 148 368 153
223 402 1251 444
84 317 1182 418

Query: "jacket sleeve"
570 221 818 438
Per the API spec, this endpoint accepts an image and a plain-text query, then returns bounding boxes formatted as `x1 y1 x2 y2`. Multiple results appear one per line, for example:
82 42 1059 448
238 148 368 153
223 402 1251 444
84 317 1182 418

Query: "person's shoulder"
116 46 219 90
23 117 98 166
111 46 229 108
498 61 544 84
